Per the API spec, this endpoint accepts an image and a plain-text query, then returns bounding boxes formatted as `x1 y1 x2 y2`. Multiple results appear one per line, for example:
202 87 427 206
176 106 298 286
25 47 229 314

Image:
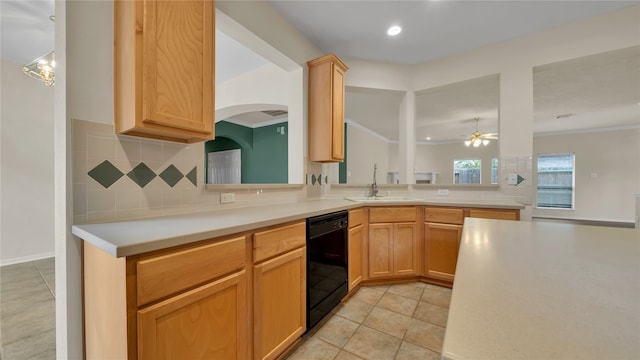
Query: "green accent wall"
205 121 288 184
339 124 347 183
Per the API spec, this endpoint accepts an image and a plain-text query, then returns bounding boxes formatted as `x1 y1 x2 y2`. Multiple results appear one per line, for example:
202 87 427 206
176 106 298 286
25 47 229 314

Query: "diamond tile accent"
127 163 156 188
87 160 124 188
185 167 197 187
159 165 184 187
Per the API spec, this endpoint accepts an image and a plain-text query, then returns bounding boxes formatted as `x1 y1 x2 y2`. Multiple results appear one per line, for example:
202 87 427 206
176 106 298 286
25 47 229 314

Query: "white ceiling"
2 1 638 141
215 30 269 84
0 0 54 64
267 0 636 65
533 46 640 135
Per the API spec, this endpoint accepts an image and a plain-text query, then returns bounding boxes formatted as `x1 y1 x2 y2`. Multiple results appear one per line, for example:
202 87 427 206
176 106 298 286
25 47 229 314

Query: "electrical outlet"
437 189 449 196
220 193 236 204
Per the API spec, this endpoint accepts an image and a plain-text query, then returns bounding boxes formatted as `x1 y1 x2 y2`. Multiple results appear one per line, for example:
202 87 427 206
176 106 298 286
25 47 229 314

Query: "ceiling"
0 0 54 64
266 0 639 142
267 0 636 65
2 1 638 141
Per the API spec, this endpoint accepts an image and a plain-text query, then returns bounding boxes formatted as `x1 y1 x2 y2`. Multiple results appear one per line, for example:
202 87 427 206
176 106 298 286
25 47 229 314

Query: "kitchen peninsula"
73 197 523 359
443 218 640 359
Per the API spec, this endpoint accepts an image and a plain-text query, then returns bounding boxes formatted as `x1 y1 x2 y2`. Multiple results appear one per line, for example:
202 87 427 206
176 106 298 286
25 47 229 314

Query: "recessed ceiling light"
425 137 431 140
387 26 402 36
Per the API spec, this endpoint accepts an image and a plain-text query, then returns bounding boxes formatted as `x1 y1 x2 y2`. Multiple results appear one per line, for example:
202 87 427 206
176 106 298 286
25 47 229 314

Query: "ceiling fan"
464 117 498 147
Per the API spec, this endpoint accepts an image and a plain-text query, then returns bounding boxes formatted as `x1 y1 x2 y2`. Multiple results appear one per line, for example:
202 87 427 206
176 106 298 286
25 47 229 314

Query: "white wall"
346 123 390 185
67 0 113 125
416 141 498 185
0 59 55 264
215 63 289 119
533 128 640 222
338 5 640 219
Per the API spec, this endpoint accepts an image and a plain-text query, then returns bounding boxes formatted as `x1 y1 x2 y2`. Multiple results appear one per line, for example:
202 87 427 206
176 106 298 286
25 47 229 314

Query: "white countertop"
442 218 640 360
72 198 524 258
72 199 354 257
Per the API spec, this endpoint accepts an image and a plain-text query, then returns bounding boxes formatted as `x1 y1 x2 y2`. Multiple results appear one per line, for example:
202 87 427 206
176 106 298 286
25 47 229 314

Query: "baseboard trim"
0 252 55 267
532 216 635 228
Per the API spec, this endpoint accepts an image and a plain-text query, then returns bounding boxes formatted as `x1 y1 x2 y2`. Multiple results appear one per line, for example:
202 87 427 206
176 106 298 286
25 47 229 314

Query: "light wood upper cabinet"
307 53 348 162
114 0 215 143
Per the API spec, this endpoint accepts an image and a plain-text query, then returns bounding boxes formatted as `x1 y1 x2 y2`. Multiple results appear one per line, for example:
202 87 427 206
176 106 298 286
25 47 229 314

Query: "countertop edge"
73 199 524 258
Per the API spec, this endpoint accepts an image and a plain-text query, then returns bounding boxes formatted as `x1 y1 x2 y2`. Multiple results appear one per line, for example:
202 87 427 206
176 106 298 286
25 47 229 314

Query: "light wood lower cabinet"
253 247 306 360
468 208 520 221
83 221 307 360
368 222 417 278
348 224 363 291
422 206 520 284
424 223 462 282
138 271 247 359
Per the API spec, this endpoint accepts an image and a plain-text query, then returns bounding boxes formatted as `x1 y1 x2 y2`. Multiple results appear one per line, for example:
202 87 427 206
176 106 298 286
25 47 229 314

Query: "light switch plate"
508 173 518 185
221 193 236 203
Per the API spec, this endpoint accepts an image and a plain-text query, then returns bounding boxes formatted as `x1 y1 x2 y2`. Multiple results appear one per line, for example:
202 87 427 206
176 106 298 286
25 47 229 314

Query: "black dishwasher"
306 210 349 331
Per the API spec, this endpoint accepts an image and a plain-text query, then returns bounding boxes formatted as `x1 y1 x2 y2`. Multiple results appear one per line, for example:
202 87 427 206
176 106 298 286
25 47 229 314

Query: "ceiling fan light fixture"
473 139 481 147
464 140 471 147
387 25 402 36
482 139 490 146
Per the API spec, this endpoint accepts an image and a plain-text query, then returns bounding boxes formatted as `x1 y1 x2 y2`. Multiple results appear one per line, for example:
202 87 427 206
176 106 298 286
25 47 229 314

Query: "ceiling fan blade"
480 134 499 139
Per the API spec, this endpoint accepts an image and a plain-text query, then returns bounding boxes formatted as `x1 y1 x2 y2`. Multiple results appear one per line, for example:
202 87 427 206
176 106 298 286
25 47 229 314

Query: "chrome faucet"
370 163 379 197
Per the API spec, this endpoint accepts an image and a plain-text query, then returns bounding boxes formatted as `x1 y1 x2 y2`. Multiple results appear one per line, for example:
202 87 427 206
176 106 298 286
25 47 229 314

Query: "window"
491 158 498 185
536 154 575 209
454 159 481 184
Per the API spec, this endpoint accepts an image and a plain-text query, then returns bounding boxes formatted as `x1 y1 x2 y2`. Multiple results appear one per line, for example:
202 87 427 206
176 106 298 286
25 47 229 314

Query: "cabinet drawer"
424 207 464 225
369 207 417 223
468 209 520 221
137 236 246 306
349 208 364 228
254 221 306 263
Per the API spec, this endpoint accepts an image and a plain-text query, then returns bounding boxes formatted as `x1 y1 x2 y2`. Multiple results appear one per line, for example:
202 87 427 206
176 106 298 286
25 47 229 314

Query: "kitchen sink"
344 196 422 202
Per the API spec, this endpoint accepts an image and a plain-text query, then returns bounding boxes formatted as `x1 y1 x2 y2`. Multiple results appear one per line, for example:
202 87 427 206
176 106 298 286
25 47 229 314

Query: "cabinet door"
424 223 462 282
138 270 247 360
115 0 214 142
368 224 393 278
307 53 348 162
331 64 345 160
254 247 306 360
393 223 417 276
348 224 363 291
468 209 520 221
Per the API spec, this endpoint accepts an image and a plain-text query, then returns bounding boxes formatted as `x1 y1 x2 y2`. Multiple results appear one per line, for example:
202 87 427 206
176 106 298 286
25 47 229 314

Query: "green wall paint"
339 124 347 183
205 121 288 184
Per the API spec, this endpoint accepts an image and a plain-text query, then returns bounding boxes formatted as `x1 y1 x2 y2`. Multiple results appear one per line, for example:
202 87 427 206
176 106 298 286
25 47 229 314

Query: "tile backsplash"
73 119 305 224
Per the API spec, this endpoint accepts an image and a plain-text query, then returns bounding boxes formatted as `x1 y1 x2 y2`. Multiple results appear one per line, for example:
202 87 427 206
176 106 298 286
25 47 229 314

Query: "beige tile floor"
0 258 56 360
286 282 452 360
0 260 449 360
